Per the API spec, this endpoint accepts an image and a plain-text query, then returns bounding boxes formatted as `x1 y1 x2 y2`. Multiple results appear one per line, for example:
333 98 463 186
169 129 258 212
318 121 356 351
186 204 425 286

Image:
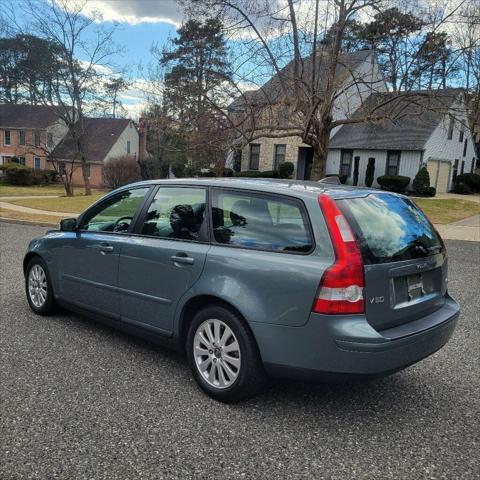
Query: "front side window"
18 156 26 166
19 130 25 145
211 189 313 253
127 140 131 154
461 160 465 175
80 188 149 233
34 157 41 169
141 187 206 241
472 158 476 173
34 130 40 147
340 150 353 177
386 151 401 176
58 162 66 175
273 144 286 170
249 144 260 170
463 139 468 157
4 129 10 145
85 163 91 178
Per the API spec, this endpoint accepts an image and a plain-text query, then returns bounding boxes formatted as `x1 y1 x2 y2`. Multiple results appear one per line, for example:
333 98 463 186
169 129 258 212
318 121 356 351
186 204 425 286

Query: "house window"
19 130 25 145
34 130 41 147
386 150 401 176
460 160 465 175
18 156 26 166
459 129 464 142
452 159 459 182
249 144 260 170
273 144 286 170
58 162 66 175
4 129 11 145
447 116 454 140
85 164 91 178
34 157 41 169
127 140 131 154
47 133 53 148
472 158 476 173
340 150 353 178
463 139 468 157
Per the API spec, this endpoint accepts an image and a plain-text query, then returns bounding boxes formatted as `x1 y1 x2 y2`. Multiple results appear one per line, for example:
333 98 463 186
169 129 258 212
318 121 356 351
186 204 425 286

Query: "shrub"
365 158 375 187
352 158 359 186
412 167 430 194
278 161 294 179
171 162 185 178
1 163 34 185
455 173 480 193
453 182 470 194
377 175 411 193
426 186 436 197
235 170 279 178
103 155 141 188
223 168 234 177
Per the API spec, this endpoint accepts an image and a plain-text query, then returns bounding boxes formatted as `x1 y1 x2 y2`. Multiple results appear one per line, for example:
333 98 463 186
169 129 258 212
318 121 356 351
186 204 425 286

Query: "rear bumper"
251 295 459 380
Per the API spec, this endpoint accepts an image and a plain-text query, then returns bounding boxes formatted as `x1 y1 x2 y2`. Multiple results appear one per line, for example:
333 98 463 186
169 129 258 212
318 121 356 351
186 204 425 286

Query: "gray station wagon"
24 178 459 402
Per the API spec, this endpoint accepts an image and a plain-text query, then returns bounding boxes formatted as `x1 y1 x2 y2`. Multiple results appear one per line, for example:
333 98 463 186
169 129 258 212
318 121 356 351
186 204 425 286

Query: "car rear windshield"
337 193 443 264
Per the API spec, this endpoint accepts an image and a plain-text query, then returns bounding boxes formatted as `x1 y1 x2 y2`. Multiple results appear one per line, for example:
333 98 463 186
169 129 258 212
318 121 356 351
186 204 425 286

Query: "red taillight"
312 194 365 315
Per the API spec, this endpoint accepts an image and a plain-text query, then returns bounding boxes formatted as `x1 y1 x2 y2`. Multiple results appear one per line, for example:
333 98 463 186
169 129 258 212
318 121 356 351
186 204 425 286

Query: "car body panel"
24 178 460 380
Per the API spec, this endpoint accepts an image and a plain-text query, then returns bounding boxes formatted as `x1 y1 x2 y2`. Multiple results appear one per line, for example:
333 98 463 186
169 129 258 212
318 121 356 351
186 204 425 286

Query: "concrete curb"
0 218 58 228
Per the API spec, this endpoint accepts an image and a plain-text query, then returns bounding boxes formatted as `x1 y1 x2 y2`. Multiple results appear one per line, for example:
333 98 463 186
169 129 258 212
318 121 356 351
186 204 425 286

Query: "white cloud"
70 0 182 26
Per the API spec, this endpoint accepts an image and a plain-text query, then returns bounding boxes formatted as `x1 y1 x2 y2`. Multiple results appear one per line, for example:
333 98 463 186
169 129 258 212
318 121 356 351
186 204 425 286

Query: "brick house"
0 104 142 187
51 117 140 187
0 104 68 170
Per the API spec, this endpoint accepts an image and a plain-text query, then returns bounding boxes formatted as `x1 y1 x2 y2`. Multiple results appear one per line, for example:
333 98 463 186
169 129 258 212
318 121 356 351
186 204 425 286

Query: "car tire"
25 257 56 315
186 305 267 403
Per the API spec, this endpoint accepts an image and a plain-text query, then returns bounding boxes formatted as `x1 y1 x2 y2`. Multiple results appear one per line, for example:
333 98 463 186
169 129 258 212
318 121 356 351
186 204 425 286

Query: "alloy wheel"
193 319 241 389
28 264 48 308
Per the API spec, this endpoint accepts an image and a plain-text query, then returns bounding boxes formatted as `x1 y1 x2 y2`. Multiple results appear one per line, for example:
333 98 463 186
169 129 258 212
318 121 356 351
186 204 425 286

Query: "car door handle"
171 254 194 265
98 243 114 253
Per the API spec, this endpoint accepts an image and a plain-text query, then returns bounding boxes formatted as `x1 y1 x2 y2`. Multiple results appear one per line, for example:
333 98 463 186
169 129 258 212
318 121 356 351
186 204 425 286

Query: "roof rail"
318 175 341 185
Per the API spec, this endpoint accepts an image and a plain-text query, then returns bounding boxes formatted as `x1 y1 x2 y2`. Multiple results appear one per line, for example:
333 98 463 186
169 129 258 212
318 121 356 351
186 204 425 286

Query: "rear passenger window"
141 187 206 241
211 190 313 253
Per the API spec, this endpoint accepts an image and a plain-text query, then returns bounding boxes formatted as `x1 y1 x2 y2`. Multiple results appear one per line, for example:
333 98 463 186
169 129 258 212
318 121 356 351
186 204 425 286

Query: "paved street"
1 222 479 480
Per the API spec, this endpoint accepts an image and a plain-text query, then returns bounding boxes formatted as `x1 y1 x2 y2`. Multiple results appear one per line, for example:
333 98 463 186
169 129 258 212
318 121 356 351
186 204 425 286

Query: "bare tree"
184 0 471 180
6 0 120 195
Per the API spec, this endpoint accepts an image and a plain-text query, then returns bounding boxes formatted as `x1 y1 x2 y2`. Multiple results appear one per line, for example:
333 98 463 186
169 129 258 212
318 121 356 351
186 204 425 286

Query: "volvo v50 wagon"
24 179 459 402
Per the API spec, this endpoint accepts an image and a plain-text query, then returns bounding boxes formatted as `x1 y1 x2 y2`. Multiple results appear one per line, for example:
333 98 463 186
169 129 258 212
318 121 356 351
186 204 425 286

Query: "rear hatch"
336 192 447 331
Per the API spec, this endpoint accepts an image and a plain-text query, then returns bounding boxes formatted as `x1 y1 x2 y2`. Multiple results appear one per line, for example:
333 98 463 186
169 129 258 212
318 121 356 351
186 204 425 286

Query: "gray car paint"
24 178 460 378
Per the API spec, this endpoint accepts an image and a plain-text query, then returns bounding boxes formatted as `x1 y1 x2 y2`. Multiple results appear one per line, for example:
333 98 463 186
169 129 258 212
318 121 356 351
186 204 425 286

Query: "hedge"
235 170 279 178
377 175 411 193
455 173 480 193
453 182 470 194
0 164 57 186
278 162 294 179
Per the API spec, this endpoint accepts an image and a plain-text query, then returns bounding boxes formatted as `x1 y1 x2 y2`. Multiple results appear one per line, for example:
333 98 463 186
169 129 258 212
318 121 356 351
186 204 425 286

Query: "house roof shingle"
230 49 374 111
329 88 465 150
0 104 63 129
52 118 131 163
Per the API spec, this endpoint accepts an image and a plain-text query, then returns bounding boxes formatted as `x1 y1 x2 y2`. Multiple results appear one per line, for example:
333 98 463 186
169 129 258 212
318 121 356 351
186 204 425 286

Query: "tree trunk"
310 117 331 181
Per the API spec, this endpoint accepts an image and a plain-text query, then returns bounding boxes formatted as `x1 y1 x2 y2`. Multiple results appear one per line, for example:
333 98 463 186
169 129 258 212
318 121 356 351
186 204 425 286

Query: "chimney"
138 117 147 161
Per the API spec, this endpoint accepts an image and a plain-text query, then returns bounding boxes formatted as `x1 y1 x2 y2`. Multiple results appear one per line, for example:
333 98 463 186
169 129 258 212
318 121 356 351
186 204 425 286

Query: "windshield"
337 193 443 264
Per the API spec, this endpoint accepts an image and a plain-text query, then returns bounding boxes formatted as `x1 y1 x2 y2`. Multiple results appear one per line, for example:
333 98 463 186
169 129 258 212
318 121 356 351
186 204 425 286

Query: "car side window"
141 187 207 241
211 189 313 253
80 188 149 233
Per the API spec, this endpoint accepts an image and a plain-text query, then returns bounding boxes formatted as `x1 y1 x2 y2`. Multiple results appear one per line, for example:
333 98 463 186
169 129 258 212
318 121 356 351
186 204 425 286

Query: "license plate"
407 274 424 301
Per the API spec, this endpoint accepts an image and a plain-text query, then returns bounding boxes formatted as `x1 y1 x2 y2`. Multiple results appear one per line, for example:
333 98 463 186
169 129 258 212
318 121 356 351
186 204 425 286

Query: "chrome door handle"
171 255 194 265
99 243 114 253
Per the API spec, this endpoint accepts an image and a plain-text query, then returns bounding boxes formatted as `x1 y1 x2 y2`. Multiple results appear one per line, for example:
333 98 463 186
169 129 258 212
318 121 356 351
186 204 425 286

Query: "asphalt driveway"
1 222 479 479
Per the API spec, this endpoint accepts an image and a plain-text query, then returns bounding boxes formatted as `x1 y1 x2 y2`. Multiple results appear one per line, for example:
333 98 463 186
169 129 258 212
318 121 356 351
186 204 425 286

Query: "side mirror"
60 218 77 232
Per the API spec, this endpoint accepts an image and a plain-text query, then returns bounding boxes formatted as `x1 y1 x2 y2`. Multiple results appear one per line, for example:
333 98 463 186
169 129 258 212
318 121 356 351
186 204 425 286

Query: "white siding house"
327 89 477 192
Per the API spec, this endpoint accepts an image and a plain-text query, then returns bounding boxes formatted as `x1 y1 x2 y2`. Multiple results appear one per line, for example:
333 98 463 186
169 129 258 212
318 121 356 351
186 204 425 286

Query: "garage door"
427 160 451 193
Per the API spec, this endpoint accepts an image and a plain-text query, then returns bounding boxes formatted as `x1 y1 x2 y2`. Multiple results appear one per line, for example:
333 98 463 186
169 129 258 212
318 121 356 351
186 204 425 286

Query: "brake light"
313 194 365 315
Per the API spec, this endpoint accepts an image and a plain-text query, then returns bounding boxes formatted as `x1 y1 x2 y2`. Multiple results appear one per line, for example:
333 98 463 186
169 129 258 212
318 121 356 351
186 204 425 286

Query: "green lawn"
0 184 109 198
413 198 480 224
10 194 105 213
